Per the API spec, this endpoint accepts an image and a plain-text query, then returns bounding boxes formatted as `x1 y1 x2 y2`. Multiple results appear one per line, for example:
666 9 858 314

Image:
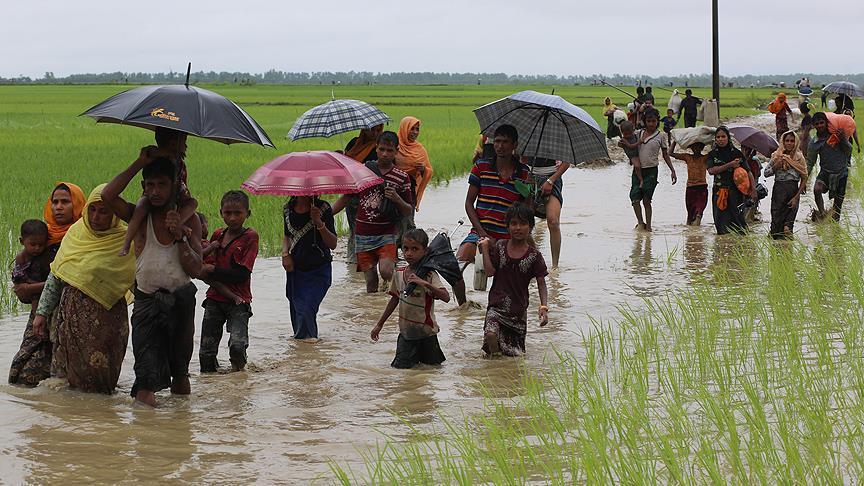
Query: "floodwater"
0 115 847 483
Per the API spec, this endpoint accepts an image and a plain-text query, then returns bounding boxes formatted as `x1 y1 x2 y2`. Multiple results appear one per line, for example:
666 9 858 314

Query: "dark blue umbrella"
81 64 274 147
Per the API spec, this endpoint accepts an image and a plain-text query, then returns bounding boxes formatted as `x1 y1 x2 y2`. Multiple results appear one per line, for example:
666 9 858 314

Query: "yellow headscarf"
395 116 434 210
603 97 617 115
50 184 136 309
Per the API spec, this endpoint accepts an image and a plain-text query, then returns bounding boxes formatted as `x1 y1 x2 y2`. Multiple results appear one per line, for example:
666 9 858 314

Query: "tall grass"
330 225 864 483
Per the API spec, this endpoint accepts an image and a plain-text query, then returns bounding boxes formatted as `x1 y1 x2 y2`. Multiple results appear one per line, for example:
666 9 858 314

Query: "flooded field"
0 123 857 482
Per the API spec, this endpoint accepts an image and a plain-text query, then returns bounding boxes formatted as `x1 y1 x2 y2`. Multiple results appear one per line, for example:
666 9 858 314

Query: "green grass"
0 84 850 315
330 223 864 484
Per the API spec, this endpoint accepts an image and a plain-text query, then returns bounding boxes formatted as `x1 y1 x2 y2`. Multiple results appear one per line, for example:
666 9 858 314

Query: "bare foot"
694 216 702 226
484 332 501 356
644 225 652 232
118 247 130 257
170 376 191 395
135 390 157 407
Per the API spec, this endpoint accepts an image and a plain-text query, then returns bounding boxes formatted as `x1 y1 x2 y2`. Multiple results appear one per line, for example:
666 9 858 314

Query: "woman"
706 126 755 235
764 131 808 239
31 184 136 393
282 196 337 340
769 93 794 141
395 116 434 210
602 97 620 139
9 182 85 386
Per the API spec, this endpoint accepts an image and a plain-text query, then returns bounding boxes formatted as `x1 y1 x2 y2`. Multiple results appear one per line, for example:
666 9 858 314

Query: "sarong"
770 180 800 239
685 185 709 223
286 263 332 339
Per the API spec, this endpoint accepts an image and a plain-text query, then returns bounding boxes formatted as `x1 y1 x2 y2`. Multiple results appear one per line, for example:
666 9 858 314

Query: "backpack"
364 161 404 224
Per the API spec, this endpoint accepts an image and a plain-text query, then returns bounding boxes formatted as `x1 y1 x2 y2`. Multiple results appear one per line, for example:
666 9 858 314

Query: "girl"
706 126 755 235
478 204 549 357
764 131 808 239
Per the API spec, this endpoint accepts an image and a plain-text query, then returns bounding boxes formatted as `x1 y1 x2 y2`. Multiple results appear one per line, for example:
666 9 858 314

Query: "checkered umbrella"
287 99 390 141
823 81 864 98
473 90 608 166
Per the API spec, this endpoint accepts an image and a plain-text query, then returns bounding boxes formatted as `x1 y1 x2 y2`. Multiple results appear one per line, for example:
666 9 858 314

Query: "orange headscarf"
43 182 86 245
395 116 434 210
345 128 378 162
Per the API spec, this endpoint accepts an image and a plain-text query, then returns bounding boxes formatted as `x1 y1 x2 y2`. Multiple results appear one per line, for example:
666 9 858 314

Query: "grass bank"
330 223 864 483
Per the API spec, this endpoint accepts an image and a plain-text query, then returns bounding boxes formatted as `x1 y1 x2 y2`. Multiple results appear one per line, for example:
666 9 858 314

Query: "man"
807 112 853 221
454 124 530 305
102 147 203 407
343 124 384 264
678 89 703 128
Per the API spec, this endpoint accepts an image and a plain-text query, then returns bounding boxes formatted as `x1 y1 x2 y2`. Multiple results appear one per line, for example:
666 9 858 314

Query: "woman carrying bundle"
706 126 757 235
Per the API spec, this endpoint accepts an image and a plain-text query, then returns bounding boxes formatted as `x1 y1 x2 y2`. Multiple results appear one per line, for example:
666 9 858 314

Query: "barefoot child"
631 108 677 232
12 220 50 310
371 229 450 368
119 129 198 256
479 204 548 357
198 191 259 373
670 142 709 225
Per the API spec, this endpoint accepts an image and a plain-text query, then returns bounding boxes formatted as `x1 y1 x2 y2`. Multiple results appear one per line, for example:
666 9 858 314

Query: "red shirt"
354 163 413 236
205 227 259 303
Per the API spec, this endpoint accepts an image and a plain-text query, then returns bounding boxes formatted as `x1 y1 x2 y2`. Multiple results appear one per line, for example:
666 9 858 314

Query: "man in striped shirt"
453 124 530 305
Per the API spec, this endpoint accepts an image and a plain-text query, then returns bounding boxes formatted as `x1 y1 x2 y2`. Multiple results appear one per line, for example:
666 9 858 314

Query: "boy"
670 142 709 225
198 190 259 373
371 229 450 369
119 129 198 256
631 108 677 232
334 131 414 293
478 204 548 357
12 220 50 309
661 108 677 144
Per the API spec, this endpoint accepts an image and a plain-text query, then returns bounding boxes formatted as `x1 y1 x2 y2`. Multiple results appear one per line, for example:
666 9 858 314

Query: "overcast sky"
3 0 860 78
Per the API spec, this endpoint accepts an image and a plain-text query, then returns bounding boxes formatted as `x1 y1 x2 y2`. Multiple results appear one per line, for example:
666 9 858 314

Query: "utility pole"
712 0 720 114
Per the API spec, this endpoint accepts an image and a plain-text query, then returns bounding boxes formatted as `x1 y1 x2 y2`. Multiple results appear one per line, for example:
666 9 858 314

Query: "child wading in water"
119 129 198 256
479 204 549 357
371 228 450 368
12 220 51 311
198 191 259 373
670 142 709 225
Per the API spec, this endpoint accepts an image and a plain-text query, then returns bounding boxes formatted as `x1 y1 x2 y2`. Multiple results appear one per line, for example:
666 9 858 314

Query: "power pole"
712 0 720 113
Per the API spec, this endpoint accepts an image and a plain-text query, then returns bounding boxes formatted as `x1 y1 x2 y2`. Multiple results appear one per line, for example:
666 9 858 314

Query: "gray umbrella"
473 90 608 165
823 81 864 98
81 64 274 147
287 99 390 141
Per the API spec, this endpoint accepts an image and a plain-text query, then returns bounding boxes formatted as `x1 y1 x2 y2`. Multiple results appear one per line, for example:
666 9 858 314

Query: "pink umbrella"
241 150 383 196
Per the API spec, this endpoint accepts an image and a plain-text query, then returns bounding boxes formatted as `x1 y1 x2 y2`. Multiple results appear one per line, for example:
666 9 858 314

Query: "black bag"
365 161 403 224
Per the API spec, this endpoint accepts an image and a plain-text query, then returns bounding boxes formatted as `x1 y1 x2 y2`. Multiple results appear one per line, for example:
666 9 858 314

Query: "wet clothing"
815 170 848 202
389 268 444 340
465 157 530 241
680 153 709 187
807 136 852 177
483 240 547 356
685 185 709 224
679 96 702 128
769 180 801 239
284 200 335 272
524 157 564 208
199 299 252 371
8 307 53 386
51 285 128 393
391 334 445 369
205 227 258 303
136 215 191 294
636 129 668 169
706 143 748 235
130 282 197 397
11 252 51 304
630 167 659 202
622 134 640 160
286 264 332 339
355 161 413 238
356 240 397 272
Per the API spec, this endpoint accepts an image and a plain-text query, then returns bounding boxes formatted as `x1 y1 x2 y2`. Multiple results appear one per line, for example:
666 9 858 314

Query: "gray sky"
4 0 861 78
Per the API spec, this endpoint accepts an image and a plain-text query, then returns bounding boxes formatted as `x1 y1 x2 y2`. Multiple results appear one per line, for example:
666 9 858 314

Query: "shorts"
356 243 397 272
531 173 564 205
391 334 445 369
630 166 659 203
816 171 848 201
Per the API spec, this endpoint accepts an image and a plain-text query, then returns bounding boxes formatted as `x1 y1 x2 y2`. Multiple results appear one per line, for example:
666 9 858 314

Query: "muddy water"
0 116 842 483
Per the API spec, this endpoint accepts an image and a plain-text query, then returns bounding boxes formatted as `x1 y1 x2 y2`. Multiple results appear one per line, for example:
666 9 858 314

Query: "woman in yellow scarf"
395 116 434 210
31 184 136 394
602 97 620 139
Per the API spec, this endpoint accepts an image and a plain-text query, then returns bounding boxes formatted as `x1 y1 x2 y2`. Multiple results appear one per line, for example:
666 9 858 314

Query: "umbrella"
287 99 390 141
473 90 608 166
727 124 779 157
81 64 274 147
403 232 462 296
241 150 383 196
823 81 864 98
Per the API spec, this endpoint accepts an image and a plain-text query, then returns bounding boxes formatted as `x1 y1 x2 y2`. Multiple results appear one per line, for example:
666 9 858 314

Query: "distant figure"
602 97 620 139
798 100 813 157
644 86 655 105
820 89 828 108
660 108 677 145
678 89 702 128
768 93 794 141
834 93 854 115
635 87 647 128
765 131 807 239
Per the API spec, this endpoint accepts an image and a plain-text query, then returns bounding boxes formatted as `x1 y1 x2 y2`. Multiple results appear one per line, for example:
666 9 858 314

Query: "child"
478 204 548 357
198 191 259 373
630 108 677 232
661 108 678 145
12 220 50 309
371 228 450 369
671 142 709 225
119 129 198 256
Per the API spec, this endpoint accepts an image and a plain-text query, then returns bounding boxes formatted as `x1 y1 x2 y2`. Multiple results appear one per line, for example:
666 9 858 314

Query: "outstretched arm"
371 295 400 341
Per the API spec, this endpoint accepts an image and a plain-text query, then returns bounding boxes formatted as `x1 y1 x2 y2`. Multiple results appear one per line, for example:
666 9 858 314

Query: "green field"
0 84 818 314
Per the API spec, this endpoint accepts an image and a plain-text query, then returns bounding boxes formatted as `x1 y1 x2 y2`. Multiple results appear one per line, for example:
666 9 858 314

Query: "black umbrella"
403 232 462 296
80 63 274 147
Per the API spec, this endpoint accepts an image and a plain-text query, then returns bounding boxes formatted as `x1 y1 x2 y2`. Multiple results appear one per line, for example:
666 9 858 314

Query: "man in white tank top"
102 146 203 407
